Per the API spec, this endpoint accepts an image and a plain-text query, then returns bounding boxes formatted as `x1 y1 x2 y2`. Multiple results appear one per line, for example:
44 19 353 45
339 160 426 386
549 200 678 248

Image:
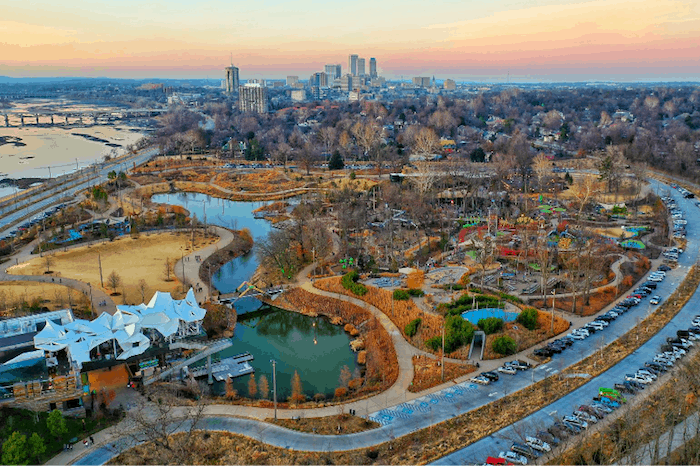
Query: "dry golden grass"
0 281 76 312
313 276 446 355
268 413 380 435
213 170 304 193
321 177 377 191
409 354 476 393
8 232 217 303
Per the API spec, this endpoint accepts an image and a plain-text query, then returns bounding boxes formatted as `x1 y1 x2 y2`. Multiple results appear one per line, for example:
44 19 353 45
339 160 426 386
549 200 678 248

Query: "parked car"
498 451 527 465
534 348 553 358
525 436 551 452
482 371 500 382
471 375 491 385
650 296 661 305
536 431 559 446
579 405 605 419
563 415 588 429
591 402 613 413
498 365 518 375
626 373 653 384
511 360 532 370
511 443 540 458
574 410 598 424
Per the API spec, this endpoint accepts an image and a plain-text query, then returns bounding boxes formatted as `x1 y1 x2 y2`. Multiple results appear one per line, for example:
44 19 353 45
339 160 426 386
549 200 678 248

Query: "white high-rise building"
348 54 358 76
238 83 268 114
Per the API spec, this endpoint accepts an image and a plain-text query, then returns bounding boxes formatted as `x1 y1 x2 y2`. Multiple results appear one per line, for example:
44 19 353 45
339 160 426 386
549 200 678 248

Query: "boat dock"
186 352 255 382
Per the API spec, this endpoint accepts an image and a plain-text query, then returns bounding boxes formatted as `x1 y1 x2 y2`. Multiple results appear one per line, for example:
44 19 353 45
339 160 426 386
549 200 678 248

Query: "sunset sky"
1 0 699 81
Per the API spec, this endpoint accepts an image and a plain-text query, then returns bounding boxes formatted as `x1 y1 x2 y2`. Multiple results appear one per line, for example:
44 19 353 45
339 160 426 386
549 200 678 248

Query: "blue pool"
461 308 519 325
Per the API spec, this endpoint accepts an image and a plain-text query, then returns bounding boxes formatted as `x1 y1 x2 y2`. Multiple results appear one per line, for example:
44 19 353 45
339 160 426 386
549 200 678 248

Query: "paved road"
433 178 699 465
0 148 157 237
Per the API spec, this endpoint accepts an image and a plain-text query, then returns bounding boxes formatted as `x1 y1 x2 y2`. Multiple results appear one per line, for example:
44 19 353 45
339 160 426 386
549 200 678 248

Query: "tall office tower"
225 66 239 93
351 75 362 90
308 72 328 88
238 83 268 114
357 58 366 76
348 54 358 76
324 64 340 80
287 76 299 86
334 64 342 79
369 58 377 78
443 78 456 90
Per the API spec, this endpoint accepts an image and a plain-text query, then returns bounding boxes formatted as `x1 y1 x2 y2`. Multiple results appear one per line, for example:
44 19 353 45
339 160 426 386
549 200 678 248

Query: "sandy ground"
593 227 635 239
7 232 218 304
0 281 76 312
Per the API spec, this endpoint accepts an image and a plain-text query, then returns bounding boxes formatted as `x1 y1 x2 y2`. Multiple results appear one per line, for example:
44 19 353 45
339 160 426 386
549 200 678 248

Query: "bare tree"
107 271 122 294
474 234 496 290
532 153 550 192
44 255 55 274
119 385 206 464
138 279 148 303
412 126 441 160
163 258 173 282
572 175 601 220
412 161 437 196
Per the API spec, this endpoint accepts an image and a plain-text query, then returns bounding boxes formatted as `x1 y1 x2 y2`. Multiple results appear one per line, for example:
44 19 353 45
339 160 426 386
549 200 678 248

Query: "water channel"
151 192 359 399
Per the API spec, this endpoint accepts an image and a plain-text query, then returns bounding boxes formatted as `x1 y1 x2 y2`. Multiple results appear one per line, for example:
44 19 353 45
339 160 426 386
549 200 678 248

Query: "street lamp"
550 288 556 335
270 359 277 420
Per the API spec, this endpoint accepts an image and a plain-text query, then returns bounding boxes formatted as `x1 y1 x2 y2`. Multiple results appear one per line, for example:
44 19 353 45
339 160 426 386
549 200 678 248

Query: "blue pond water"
461 308 519 325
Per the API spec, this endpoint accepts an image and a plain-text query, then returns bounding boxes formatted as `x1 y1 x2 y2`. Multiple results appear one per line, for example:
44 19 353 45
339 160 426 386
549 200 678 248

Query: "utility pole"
88 283 94 318
98 253 104 288
182 250 186 292
441 325 445 382
270 359 278 420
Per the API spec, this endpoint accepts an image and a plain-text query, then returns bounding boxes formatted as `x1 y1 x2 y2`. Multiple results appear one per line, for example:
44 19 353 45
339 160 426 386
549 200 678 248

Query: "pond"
151 192 359 399
461 308 519 326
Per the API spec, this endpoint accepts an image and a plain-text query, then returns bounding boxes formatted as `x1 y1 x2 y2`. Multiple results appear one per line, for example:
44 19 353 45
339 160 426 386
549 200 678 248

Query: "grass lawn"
8 232 217 304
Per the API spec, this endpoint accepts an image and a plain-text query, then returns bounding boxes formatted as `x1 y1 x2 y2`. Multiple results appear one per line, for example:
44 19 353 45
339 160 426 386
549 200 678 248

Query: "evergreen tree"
328 150 344 170
28 433 46 464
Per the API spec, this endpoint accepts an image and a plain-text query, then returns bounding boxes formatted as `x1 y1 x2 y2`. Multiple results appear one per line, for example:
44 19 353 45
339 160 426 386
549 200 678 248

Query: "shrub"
408 288 425 297
425 335 443 351
478 316 504 334
516 308 539 330
443 315 475 353
393 289 410 300
341 270 367 296
405 318 422 337
334 387 348 398
493 336 518 355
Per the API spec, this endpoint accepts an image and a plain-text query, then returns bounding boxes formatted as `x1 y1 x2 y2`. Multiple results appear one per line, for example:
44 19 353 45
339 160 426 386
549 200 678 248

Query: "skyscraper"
225 66 239 93
357 58 366 76
369 58 377 78
324 64 341 80
348 54 358 76
238 83 268 113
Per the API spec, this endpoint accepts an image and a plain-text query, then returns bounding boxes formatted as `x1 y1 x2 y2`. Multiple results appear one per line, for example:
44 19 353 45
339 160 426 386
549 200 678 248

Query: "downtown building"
225 65 240 93
238 83 268 113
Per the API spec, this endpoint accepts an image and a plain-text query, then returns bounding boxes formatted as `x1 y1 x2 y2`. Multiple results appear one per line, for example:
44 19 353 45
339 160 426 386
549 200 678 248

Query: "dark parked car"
511 443 540 458
482 371 500 382
534 348 553 358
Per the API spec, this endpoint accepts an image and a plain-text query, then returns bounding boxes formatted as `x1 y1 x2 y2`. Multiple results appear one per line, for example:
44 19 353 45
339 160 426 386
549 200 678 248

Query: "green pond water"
151 192 359 399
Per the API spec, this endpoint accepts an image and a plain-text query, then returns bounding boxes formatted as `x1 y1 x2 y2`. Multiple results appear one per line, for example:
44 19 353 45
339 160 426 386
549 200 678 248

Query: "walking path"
173 225 235 305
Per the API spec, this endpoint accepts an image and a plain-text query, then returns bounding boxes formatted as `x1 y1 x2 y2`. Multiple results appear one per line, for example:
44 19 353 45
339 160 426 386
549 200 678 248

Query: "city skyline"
1 0 699 81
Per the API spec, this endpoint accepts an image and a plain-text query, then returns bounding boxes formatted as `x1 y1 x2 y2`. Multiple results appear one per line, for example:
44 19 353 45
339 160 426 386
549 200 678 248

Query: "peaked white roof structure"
32 289 206 369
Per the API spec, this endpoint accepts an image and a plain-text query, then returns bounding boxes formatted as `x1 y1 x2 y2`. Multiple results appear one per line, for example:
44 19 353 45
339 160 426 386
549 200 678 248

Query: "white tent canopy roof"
32 288 205 368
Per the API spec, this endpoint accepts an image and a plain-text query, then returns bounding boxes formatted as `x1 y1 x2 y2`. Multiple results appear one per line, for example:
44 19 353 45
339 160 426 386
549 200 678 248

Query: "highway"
433 179 699 464
0 148 157 238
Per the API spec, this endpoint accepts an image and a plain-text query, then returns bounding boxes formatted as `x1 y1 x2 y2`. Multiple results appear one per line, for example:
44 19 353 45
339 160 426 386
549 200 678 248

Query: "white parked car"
525 436 551 452
471 375 491 385
497 365 517 375
499 451 528 465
